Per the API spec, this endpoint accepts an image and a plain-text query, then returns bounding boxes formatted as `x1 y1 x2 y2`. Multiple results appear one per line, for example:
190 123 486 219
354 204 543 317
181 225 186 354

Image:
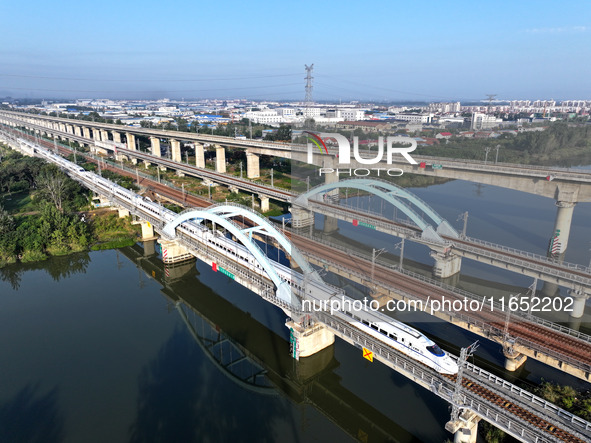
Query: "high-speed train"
21 138 458 375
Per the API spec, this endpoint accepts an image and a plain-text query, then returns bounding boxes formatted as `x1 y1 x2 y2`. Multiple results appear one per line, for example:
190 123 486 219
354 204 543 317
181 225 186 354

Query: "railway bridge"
2 130 591 443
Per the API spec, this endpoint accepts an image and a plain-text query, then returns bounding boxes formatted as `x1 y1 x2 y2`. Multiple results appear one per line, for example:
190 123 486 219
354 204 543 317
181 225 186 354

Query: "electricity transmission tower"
486 94 497 114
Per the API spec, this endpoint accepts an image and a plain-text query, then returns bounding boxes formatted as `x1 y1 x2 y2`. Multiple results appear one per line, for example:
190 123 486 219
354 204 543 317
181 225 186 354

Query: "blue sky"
1 1 589 101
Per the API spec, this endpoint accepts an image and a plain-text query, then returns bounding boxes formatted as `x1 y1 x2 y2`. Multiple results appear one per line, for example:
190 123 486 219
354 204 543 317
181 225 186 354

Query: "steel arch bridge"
162 203 320 307
294 178 459 240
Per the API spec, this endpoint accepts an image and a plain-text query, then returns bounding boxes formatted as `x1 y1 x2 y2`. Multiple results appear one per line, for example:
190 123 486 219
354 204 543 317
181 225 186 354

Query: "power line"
0 72 301 83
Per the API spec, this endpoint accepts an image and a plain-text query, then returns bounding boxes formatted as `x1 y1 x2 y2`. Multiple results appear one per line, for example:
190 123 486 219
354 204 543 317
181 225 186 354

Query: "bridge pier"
323 215 339 234
112 131 122 143
83 127 91 139
259 195 269 212
170 138 182 162
74 125 82 137
143 160 151 169
100 129 109 142
117 207 130 218
92 128 101 142
503 349 528 371
568 288 589 318
126 132 136 151
549 200 576 255
446 411 480 443
430 246 462 278
150 136 161 157
133 220 156 240
215 145 226 173
157 239 194 264
286 320 335 359
291 207 315 228
246 150 260 178
194 143 205 168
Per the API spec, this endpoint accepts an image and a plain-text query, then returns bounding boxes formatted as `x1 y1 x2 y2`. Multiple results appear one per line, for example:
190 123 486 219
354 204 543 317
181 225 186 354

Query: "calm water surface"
1 178 590 442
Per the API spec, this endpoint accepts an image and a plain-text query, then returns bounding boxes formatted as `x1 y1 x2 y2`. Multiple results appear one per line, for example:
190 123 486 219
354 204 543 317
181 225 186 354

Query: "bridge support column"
503 349 527 371
133 220 156 240
157 239 194 264
170 138 182 162
246 150 260 178
92 128 101 141
291 207 314 228
126 133 136 151
549 201 576 255
143 160 151 169
112 131 121 143
150 137 161 157
430 246 462 278
446 411 480 443
215 145 226 173
117 208 130 218
194 143 205 168
259 196 269 212
100 129 109 142
568 289 589 319
74 126 81 137
323 215 339 234
83 127 91 139
286 320 335 358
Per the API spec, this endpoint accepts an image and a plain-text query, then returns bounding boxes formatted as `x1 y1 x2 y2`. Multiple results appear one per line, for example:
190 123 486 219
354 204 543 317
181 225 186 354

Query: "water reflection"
129 327 289 443
0 252 90 290
0 383 64 443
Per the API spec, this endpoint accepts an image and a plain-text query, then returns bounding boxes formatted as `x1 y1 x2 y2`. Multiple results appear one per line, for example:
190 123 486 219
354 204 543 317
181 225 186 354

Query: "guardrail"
5 129 588 442
460 235 591 276
296 231 591 345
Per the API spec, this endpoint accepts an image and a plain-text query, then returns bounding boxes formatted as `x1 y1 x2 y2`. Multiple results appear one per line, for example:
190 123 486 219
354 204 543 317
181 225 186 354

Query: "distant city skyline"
1 1 590 100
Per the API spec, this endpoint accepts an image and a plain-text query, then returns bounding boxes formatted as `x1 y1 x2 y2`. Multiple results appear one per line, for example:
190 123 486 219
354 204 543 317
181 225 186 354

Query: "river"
0 177 589 442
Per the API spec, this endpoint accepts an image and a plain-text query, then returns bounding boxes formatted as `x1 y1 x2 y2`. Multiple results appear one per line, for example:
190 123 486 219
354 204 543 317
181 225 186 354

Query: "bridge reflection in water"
120 242 432 443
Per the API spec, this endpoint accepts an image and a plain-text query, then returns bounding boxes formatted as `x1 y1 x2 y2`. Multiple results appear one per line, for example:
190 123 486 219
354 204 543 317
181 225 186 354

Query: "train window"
426 345 445 357
362 320 369 326
370 324 379 331
389 333 397 341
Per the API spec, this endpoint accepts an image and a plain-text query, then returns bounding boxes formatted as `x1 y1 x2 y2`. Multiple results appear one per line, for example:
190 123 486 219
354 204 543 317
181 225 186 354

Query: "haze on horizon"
1 0 590 102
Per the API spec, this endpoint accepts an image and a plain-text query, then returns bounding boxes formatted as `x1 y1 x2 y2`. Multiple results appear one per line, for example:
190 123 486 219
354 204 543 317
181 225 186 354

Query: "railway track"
292 235 591 367
8 130 591 442
28 132 591 366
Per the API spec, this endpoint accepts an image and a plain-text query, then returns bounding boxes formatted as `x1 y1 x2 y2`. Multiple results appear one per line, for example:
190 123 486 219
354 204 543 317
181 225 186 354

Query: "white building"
339 109 365 121
302 107 321 119
427 102 461 113
471 112 503 130
394 113 433 124
244 110 282 124
275 107 296 118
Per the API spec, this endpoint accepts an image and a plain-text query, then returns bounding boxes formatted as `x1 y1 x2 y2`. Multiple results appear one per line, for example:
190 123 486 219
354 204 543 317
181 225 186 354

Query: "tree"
0 205 15 235
35 166 71 212
275 125 292 141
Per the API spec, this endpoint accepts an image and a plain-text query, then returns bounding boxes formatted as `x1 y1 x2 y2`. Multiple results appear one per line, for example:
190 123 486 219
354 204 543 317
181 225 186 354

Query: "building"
471 112 503 130
244 110 282 124
339 109 365 121
393 113 433 124
427 102 461 113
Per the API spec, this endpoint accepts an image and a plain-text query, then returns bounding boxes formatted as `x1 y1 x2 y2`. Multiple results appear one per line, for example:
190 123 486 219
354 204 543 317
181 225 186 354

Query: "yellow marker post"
362 347 373 362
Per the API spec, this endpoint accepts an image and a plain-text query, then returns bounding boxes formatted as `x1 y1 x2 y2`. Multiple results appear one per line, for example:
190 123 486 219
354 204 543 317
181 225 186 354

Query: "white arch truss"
294 178 458 238
163 203 318 307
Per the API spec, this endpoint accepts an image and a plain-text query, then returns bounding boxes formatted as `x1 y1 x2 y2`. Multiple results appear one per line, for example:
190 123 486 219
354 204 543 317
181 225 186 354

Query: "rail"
5 130 589 442
295 230 591 346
